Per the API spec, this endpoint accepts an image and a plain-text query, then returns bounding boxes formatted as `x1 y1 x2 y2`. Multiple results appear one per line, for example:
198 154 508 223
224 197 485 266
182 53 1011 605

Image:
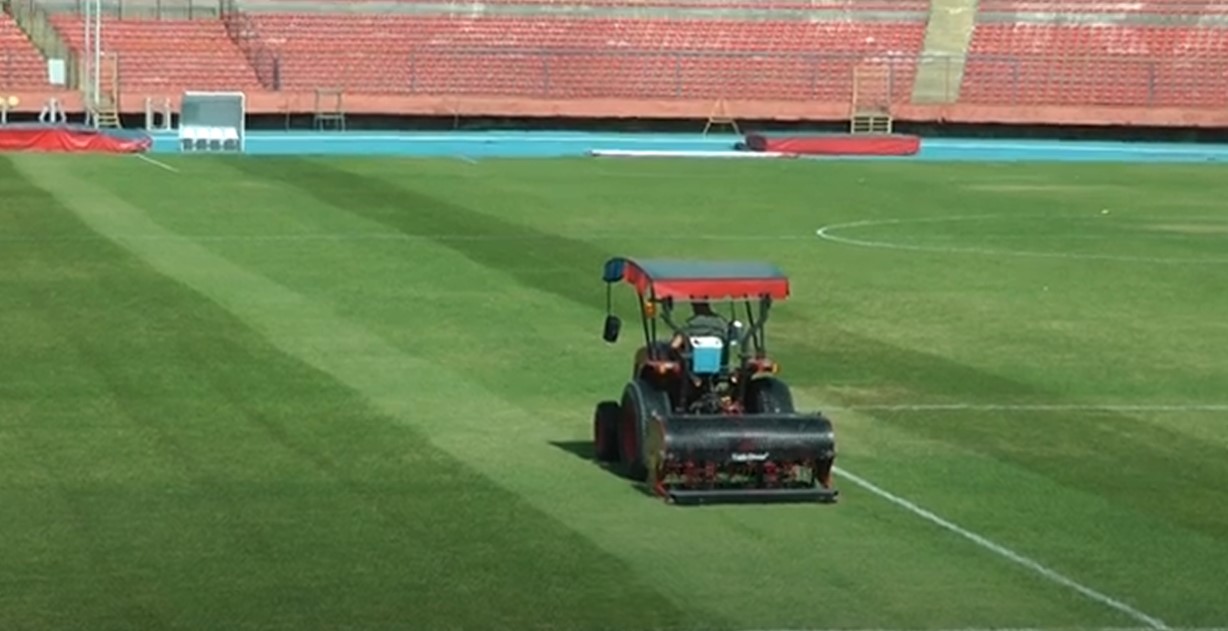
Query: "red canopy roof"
604 257 791 301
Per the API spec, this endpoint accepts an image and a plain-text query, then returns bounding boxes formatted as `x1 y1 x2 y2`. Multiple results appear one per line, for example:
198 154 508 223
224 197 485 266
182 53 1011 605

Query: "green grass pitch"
2 153 1227 630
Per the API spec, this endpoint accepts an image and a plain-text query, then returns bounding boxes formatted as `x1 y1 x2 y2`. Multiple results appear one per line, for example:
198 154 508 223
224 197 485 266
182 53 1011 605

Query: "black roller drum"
649 413 835 466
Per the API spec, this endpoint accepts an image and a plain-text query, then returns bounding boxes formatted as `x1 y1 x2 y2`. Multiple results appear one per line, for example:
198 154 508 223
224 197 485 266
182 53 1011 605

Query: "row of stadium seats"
45 16 265 93
257 16 924 97
0 13 48 88
3 4 1228 109
964 24 1228 107
977 0 1228 15
233 0 932 8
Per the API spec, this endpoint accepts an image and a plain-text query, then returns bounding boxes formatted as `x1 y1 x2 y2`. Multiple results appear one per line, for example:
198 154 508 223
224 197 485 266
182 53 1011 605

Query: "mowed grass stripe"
42 155 1133 629
802 403 1228 627
2 156 696 630
19 154 1218 626
665 167 1228 535
287 157 1228 625
327 155 1228 541
765 164 1228 624
201 156 1143 627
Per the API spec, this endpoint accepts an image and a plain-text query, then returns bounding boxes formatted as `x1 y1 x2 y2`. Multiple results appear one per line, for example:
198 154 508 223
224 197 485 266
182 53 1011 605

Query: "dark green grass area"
0 159 693 631
4 154 1228 630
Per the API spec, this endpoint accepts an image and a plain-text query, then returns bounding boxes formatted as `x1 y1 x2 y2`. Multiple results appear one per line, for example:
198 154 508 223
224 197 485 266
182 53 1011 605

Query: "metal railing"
400 48 910 100
219 0 279 89
373 48 1226 108
48 0 224 19
944 53 1228 108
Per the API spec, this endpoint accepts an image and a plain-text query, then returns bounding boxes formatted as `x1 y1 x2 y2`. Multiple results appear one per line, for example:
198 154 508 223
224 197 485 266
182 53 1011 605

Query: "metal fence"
36 0 224 19
132 47 1219 109
401 48 903 101
219 0 279 89
368 49 1227 108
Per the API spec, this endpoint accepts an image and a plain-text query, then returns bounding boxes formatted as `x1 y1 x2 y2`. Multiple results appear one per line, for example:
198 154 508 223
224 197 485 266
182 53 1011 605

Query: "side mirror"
602 314 621 343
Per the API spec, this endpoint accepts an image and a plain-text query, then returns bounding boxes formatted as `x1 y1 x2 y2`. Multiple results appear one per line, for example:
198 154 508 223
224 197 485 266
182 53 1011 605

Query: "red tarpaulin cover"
0 127 152 154
743 133 921 156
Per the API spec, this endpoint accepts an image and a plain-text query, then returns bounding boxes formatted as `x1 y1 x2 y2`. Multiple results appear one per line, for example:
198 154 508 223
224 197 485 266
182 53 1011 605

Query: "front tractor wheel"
593 401 621 463
748 376 796 414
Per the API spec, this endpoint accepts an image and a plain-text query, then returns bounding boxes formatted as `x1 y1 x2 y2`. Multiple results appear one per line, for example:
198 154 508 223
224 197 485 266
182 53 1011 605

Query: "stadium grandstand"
2 0 1228 130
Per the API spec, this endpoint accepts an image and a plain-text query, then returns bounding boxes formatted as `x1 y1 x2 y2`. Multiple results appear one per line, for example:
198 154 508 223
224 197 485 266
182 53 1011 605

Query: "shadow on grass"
548 440 655 499
549 439 595 462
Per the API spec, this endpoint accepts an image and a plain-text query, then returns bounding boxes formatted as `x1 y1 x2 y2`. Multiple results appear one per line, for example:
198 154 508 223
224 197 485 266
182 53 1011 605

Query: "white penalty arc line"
822 403 1228 413
815 215 1228 266
726 623 1228 628
833 466 1170 630
0 232 816 244
717 623 1228 628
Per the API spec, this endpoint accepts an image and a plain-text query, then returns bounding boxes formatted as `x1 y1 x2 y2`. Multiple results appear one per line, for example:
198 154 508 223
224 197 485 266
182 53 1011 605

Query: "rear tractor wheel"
593 401 621 463
619 379 671 482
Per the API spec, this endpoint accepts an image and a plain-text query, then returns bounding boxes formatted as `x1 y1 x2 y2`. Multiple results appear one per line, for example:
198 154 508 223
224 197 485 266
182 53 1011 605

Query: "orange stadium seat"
252 14 926 102
0 13 51 89
48 16 264 95
976 0 1228 16
13 0 1228 114
963 1 1228 107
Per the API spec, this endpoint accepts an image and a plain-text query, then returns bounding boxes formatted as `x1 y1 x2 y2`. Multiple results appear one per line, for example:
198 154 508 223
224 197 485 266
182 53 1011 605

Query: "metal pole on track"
81 0 102 128
93 0 101 123
82 0 91 124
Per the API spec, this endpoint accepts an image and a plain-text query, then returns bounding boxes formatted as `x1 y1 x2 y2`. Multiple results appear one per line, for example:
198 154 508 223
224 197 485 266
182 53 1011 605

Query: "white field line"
134 153 180 173
726 623 1228 628
822 403 1228 412
815 216 1228 265
0 232 814 244
11 186 1206 629
147 133 737 144
148 132 1228 155
834 466 1169 630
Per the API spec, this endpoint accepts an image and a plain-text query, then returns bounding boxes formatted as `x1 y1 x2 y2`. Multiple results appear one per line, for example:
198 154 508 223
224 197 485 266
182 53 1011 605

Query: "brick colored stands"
1 13 50 89
48 16 263 94
251 14 926 101
962 24 1228 108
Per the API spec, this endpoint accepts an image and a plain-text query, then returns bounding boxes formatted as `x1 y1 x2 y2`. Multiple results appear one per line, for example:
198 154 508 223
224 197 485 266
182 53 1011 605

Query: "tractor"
592 257 838 505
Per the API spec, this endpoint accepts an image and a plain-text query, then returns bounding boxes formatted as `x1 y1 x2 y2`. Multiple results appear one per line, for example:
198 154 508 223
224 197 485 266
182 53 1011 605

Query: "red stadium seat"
0 13 51 89
49 16 264 95
963 2 1228 107
252 13 926 101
